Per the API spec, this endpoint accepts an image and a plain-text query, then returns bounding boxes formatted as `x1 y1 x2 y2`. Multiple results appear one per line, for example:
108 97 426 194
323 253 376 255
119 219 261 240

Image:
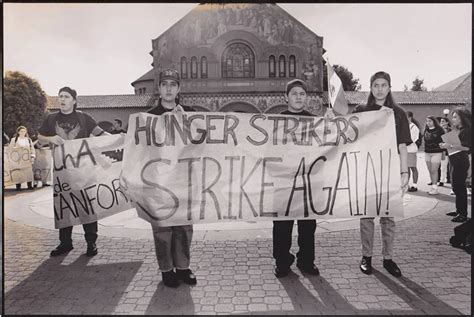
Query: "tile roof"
46 90 470 111
47 94 153 110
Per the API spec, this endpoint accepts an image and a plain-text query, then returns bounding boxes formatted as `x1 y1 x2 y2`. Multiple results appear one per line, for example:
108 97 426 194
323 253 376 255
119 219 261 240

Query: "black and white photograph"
2 3 472 315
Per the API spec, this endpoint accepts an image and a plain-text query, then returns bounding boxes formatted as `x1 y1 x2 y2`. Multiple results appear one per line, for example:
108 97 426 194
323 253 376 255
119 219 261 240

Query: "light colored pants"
360 217 395 259
151 224 193 272
440 155 449 183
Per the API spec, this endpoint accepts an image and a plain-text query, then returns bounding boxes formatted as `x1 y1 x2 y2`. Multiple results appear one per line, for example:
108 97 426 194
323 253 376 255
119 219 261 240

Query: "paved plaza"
2 155 472 315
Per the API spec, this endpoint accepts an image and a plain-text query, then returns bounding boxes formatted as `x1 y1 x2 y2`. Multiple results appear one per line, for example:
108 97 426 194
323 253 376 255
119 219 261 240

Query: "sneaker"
359 256 372 275
43 183 51 187
446 211 458 216
467 188 472 196
428 188 439 195
427 182 433 185
383 259 402 277
50 244 73 257
296 262 320 276
162 270 179 288
408 186 418 192
450 191 455 195
86 242 98 257
176 269 197 285
452 215 468 223
437 182 444 187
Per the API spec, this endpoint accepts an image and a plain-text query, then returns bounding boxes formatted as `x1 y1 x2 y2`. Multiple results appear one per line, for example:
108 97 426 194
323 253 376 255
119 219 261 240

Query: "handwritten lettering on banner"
3 146 34 187
53 134 132 229
121 109 404 227
33 148 52 183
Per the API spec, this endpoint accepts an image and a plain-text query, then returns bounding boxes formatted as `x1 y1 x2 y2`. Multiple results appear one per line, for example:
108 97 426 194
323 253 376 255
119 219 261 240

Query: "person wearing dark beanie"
38 86 109 257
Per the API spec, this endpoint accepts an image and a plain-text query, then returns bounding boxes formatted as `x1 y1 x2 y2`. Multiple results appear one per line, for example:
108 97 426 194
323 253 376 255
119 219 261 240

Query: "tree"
3 71 48 139
322 63 361 91
410 76 427 91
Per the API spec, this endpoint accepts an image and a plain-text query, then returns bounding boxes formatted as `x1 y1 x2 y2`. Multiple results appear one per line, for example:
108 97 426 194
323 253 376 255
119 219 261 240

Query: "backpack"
449 219 472 254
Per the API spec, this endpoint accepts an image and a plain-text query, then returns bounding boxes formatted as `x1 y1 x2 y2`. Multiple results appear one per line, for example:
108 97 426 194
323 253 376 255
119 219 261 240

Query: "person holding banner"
145 69 197 288
440 107 471 223
272 78 320 278
353 71 411 277
38 86 109 257
9 126 36 190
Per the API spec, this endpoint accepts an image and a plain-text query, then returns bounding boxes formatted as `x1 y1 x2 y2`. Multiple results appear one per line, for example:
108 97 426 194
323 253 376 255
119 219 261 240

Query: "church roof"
131 69 155 86
433 72 471 92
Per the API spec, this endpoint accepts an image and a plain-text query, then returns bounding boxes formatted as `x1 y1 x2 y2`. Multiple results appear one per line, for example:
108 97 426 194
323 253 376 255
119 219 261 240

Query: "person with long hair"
439 117 452 186
406 111 420 192
423 116 445 195
440 107 471 222
9 125 35 190
352 71 411 277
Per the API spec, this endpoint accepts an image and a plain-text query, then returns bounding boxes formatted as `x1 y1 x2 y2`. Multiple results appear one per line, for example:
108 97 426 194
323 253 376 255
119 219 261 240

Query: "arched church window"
191 57 198 79
222 43 255 78
181 57 188 79
201 56 208 79
279 55 286 77
269 55 276 78
289 55 296 77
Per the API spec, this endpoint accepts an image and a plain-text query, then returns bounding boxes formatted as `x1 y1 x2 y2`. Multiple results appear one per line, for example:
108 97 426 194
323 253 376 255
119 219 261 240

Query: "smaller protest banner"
52 134 132 229
3 146 34 187
33 148 52 183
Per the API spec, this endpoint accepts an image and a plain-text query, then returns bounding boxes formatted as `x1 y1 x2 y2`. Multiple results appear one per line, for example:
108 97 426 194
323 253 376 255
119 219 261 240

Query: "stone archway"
220 102 260 113
265 104 288 114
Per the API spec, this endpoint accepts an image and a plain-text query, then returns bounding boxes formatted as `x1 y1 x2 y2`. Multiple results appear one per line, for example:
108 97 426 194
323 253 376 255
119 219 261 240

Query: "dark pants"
273 220 316 268
59 222 98 246
449 152 470 217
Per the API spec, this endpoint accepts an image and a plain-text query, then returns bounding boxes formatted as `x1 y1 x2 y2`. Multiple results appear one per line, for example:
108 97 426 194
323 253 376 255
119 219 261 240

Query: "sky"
3 3 472 96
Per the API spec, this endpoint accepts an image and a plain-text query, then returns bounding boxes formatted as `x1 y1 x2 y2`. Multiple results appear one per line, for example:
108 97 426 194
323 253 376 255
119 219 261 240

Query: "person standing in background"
440 107 471 223
439 117 452 187
423 116 445 195
9 126 35 190
406 111 420 192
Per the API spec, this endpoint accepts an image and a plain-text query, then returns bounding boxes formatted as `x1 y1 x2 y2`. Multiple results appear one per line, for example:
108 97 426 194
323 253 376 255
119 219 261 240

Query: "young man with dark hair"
38 86 109 257
272 78 320 278
110 118 126 134
145 69 197 288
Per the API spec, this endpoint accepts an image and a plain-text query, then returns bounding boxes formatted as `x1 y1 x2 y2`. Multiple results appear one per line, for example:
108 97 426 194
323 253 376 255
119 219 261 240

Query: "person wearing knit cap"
141 68 197 288
272 78 320 278
38 86 109 257
352 71 411 277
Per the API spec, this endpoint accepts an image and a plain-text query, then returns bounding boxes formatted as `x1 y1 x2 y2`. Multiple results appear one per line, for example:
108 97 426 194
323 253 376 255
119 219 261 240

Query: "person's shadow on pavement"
145 282 195 315
4 255 142 315
372 268 461 315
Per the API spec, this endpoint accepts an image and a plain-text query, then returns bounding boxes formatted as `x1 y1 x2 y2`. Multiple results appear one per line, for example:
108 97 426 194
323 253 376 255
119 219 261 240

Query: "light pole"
443 108 450 117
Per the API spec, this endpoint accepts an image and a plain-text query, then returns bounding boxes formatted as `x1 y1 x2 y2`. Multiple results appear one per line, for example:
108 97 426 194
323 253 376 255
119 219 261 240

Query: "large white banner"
3 146 34 187
121 109 404 227
53 135 132 229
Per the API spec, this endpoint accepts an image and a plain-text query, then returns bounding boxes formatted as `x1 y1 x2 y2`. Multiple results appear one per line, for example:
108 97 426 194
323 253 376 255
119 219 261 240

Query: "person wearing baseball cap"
143 68 197 287
272 78 320 278
352 71 411 277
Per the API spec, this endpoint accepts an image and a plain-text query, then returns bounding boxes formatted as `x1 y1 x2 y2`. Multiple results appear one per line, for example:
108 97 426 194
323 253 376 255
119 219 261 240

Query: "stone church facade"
132 3 327 115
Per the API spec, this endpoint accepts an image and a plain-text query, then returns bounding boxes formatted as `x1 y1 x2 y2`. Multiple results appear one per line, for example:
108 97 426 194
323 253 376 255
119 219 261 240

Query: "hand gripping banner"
120 108 404 227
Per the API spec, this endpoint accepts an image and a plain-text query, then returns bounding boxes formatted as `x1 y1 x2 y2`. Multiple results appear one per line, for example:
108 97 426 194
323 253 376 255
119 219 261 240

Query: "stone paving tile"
3 199 471 315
